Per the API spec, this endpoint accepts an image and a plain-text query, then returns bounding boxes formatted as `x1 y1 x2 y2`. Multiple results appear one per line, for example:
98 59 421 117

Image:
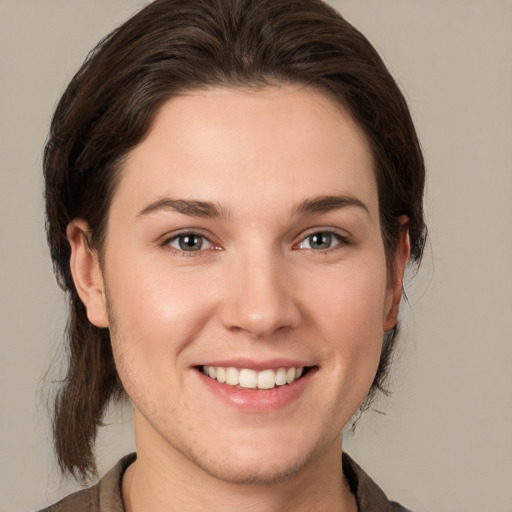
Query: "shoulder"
343 453 413 512
37 485 99 512
37 454 136 512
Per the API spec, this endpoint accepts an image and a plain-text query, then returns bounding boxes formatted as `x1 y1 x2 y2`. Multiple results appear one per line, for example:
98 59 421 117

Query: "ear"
67 219 109 328
383 215 411 332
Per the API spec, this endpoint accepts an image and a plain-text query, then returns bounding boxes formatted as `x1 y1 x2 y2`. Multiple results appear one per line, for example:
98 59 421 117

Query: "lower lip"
197 369 315 411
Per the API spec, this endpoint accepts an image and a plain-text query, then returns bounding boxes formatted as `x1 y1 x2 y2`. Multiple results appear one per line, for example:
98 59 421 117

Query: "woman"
42 0 426 510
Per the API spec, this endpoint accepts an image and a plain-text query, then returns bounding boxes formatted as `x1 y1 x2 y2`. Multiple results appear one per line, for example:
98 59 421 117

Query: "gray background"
1 1 511 511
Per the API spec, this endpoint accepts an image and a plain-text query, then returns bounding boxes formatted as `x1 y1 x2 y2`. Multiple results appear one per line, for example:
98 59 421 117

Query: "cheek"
105 268 218 418
105 260 218 363
312 261 388 335
309 261 388 377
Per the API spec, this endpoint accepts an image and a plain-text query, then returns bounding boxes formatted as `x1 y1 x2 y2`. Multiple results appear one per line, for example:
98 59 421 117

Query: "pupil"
310 232 331 249
179 235 202 251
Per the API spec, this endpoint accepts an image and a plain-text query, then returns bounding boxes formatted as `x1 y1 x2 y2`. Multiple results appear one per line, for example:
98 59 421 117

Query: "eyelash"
162 231 217 257
294 230 350 252
161 229 351 256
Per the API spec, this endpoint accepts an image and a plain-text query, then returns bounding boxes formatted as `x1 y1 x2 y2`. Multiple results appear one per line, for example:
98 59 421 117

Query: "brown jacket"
39 453 411 511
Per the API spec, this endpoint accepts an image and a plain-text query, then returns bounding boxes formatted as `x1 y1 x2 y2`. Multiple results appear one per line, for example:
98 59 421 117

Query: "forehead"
112 85 377 219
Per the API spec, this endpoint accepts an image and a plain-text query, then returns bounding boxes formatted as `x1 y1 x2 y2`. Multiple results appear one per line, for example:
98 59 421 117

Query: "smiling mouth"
199 365 312 390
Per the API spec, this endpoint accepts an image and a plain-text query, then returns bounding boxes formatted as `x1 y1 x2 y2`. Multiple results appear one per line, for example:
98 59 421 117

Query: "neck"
123 417 357 512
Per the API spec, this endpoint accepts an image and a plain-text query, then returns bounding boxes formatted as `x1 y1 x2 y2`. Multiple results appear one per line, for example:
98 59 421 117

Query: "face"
71 85 407 484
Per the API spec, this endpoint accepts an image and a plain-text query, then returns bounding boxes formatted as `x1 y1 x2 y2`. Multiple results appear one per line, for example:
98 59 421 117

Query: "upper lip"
195 358 315 371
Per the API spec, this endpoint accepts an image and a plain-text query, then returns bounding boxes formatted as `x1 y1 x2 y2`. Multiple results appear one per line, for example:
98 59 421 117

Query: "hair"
44 0 426 480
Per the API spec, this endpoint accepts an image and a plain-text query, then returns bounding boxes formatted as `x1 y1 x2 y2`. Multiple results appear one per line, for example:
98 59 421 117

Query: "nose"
219 251 302 338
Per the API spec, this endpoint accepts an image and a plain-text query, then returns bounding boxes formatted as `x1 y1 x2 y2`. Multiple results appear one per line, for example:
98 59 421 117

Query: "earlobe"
67 220 109 328
383 215 411 332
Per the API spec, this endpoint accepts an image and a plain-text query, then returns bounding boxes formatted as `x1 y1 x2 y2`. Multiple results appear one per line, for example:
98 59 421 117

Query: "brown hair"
44 0 426 480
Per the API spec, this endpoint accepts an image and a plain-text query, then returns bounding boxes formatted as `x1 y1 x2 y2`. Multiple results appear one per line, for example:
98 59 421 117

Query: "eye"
297 231 345 250
167 233 213 252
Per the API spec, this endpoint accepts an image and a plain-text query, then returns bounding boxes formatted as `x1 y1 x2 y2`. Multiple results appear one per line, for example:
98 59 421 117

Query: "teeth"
258 369 276 389
216 366 226 383
226 367 239 386
239 369 257 388
202 366 305 389
275 367 287 386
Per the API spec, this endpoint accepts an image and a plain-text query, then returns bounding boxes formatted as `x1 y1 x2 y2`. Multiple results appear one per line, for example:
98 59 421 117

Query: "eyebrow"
137 198 226 219
293 195 370 217
137 194 369 220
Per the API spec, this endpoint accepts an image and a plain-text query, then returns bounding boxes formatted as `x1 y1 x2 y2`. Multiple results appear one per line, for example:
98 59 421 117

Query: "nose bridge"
220 245 301 337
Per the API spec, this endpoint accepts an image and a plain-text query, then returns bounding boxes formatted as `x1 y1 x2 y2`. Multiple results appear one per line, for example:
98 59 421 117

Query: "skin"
68 85 409 512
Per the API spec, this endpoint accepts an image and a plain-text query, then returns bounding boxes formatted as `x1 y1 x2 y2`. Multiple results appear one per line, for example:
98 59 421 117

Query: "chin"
178 429 327 486
191 448 314 486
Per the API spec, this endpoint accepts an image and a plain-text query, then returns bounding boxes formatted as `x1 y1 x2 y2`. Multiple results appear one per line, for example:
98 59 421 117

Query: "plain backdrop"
1 1 511 511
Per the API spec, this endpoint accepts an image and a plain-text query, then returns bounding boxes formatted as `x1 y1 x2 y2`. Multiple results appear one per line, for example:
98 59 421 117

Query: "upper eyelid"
158 226 351 249
295 226 351 242
161 228 216 245
162 232 218 257
293 231 350 251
